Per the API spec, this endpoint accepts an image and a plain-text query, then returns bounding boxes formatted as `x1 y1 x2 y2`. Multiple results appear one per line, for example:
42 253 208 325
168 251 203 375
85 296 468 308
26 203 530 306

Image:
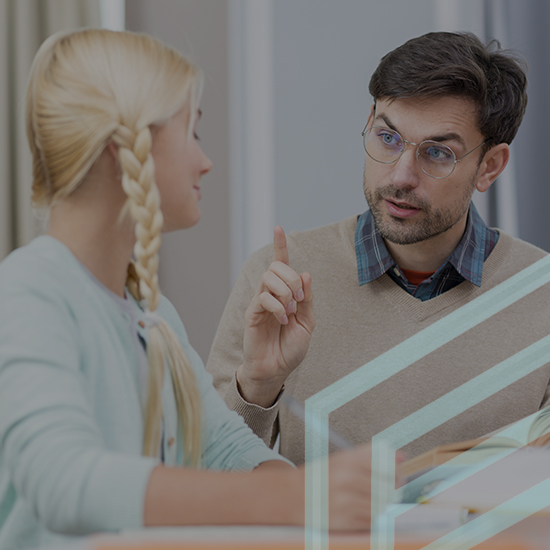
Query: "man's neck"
384 216 468 272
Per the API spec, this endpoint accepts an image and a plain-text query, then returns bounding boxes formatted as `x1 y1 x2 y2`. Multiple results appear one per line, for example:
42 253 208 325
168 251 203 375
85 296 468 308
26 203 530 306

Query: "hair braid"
113 124 202 466
115 126 162 308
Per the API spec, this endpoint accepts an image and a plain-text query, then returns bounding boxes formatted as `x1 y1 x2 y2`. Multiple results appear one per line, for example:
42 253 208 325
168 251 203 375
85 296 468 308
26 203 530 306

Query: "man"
207 32 550 465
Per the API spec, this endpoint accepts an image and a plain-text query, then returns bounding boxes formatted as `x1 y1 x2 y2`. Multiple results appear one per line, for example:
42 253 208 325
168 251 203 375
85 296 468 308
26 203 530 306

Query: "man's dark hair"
369 32 528 147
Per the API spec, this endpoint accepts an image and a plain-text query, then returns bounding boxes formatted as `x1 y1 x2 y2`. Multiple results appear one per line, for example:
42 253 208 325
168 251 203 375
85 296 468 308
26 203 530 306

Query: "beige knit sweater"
207 215 550 465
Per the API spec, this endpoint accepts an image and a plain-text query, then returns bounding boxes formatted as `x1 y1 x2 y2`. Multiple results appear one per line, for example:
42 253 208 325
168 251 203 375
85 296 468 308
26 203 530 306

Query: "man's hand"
238 226 315 407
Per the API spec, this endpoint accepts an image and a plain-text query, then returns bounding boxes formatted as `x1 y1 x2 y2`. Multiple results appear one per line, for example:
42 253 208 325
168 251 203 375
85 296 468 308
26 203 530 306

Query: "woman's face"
151 106 212 231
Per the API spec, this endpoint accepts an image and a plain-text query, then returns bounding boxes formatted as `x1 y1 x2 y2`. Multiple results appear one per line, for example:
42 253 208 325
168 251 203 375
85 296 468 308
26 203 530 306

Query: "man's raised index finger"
273 226 289 265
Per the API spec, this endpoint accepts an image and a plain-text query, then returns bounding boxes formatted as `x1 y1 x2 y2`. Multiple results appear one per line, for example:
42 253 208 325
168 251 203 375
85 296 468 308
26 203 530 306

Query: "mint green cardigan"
0 236 287 550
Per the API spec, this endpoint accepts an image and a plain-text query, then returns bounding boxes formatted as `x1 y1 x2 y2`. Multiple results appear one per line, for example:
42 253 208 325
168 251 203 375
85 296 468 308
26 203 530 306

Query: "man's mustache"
375 186 428 210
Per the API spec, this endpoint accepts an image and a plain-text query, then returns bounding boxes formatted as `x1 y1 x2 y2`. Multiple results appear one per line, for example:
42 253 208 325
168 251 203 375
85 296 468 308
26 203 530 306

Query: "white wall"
271 0 436 236
99 0 125 30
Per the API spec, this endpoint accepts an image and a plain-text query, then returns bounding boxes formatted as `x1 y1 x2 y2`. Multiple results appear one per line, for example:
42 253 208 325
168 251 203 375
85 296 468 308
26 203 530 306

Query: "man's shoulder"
495 231 548 264
242 215 359 275
482 231 548 287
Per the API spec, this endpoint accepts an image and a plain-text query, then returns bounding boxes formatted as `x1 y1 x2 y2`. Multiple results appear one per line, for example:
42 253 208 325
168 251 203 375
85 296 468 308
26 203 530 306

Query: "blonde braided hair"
113 124 202 464
26 28 204 466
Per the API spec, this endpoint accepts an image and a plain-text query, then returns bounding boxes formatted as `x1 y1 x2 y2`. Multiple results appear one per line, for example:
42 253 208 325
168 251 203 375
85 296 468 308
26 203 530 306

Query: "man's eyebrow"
374 113 466 149
374 113 399 132
426 132 466 149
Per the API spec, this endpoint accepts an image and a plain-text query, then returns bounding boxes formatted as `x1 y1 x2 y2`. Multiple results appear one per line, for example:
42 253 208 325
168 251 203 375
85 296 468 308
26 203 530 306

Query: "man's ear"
476 143 510 193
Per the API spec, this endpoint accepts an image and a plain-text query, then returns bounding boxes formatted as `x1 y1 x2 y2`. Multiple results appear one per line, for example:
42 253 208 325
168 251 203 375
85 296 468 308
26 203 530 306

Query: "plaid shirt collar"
355 202 497 289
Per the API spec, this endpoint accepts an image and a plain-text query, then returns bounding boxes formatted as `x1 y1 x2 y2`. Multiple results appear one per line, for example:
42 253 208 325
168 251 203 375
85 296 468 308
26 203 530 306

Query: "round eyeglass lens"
416 141 456 178
364 127 404 164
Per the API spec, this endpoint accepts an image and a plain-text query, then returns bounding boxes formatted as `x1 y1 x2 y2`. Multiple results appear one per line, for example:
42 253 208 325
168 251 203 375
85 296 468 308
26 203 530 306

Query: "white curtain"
483 0 519 237
505 0 550 253
0 0 100 260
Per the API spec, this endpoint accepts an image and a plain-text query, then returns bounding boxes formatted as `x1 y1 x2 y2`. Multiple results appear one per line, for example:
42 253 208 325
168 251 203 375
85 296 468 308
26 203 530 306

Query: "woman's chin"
162 210 202 233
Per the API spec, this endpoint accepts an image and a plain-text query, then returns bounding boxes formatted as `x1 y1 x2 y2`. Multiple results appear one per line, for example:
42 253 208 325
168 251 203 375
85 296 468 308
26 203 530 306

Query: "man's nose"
389 144 421 189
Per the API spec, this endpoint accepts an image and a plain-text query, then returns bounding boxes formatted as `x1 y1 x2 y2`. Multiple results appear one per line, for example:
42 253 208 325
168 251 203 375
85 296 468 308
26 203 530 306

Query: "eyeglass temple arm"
456 138 493 162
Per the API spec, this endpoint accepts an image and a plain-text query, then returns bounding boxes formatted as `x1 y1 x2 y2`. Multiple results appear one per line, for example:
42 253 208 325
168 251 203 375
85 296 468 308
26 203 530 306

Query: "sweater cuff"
223 373 281 446
80 454 159 531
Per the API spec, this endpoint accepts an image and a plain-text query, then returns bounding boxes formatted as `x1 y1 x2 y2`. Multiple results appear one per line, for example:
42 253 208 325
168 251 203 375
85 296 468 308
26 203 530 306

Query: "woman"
0 29 375 549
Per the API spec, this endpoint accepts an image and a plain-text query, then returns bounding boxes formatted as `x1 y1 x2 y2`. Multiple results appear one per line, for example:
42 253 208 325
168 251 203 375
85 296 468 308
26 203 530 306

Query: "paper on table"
387 503 468 533
425 447 550 514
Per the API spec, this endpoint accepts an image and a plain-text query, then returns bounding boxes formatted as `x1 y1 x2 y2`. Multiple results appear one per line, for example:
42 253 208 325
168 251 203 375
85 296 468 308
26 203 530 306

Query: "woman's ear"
105 141 123 180
106 141 119 161
475 143 510 193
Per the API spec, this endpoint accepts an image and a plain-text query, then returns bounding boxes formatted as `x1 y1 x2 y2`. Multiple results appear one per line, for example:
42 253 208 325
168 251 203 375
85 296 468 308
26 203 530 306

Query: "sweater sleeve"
0 286 158 535
205 249 281 447
157 298 292 469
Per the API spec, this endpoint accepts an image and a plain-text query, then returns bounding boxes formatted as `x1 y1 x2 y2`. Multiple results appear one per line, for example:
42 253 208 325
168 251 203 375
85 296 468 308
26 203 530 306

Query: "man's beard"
363 181 475 246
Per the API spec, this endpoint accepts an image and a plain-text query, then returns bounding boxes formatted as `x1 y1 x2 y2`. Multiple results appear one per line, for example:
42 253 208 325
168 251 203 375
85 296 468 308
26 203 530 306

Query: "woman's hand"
326 444 404 531
238 226 315 407
326 444 373 531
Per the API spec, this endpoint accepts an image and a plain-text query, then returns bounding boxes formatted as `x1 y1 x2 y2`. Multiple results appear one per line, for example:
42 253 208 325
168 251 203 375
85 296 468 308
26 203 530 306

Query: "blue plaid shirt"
354 203 499 301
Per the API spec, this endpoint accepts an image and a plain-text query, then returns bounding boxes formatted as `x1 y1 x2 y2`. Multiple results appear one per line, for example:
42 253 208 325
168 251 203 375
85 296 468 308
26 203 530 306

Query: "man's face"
363 96 485 246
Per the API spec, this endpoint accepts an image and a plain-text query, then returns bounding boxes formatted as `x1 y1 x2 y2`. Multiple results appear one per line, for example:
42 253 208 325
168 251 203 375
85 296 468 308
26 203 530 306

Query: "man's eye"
377 130 399 146
425 144 452 162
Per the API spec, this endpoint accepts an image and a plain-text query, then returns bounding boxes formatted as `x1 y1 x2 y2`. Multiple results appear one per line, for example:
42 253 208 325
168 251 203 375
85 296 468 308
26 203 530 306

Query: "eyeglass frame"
361 122 493 180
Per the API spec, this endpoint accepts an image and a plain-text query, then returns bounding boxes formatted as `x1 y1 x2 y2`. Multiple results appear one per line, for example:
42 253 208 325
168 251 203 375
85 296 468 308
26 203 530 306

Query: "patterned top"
354 203 499 301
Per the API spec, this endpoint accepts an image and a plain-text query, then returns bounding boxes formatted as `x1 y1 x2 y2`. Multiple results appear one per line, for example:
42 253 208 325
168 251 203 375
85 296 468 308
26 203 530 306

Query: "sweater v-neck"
342 219 512 322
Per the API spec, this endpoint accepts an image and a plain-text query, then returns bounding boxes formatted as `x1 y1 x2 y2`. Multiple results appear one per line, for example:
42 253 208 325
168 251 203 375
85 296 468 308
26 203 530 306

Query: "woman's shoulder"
0 236 80 291
0 236 111 329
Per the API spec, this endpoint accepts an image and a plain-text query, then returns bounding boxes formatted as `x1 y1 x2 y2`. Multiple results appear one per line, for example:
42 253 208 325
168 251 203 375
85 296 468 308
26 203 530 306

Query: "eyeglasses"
361 124 491 179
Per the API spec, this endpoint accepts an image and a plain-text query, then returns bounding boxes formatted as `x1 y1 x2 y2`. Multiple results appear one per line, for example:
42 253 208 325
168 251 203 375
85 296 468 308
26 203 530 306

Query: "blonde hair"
26 28 203 466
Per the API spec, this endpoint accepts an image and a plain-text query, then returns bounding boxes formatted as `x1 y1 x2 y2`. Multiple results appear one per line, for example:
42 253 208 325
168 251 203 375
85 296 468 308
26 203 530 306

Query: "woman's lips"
384 199 421 218
194 186 201 200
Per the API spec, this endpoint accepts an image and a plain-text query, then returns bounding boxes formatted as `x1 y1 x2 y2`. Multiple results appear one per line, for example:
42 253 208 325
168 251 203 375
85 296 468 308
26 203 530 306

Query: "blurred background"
1 0 548 361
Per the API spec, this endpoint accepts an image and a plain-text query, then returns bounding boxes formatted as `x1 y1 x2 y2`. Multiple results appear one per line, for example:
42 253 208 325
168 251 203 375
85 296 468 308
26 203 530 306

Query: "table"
85 518 550 550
